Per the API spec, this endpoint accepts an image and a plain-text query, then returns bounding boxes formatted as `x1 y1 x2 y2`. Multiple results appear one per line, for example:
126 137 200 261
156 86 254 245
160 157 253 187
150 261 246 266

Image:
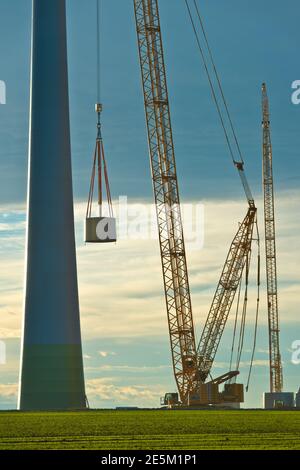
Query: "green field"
0 410 299 450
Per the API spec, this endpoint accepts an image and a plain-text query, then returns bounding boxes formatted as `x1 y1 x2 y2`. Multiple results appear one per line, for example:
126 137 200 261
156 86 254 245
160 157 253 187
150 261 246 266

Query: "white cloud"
213 359 269 369
257 348 269 355
241 360 269 368
98 351 109 358
0 383 18 398
98 351 117 358
98 351 108 358
85 364 170 373
0 190 299 343
86 377 166 407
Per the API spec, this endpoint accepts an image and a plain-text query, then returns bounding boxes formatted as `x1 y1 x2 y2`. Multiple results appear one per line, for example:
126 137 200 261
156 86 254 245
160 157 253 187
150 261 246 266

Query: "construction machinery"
262 83 283 395
261 84 295 409
133 0 258 407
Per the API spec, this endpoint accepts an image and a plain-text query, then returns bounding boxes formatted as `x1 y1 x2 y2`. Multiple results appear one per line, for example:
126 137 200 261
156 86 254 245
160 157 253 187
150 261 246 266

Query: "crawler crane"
133 0 257 407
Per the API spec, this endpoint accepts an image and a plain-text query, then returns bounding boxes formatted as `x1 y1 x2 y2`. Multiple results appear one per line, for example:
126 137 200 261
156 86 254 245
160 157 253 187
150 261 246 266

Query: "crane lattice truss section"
197 207 257 382
262 83 283 393
134 0 259 406
134 0 198 403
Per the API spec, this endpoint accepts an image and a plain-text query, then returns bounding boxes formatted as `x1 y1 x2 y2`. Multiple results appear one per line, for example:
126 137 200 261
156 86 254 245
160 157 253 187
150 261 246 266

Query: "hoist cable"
87 1 114 220
97 141 103 216
246 221 261 391
192 0 244 164
229 276 242 372
235 289 247 371
184 0 255 207
184 0 236 164
235 250 252 371
96 0 101 103
184 0 260 387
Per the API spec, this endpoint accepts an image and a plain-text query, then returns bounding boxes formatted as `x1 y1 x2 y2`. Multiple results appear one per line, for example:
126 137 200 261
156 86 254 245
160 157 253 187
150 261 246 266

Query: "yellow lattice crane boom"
133 0 198 404
197 206 257 383
134 0 257 407
262 83 283 393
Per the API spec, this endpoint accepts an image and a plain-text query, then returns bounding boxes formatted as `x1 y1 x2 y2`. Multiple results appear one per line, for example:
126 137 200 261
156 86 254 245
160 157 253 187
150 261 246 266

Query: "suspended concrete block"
85 217 117 243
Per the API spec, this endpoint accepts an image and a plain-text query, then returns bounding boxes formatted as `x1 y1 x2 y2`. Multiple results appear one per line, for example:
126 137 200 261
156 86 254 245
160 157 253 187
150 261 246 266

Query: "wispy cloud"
83 354 92 360
85 364 170 373
98 351 117 358
0 190 299 343
213 360 269 369
0 383 17 399
257 348 269 355
86 377 166 407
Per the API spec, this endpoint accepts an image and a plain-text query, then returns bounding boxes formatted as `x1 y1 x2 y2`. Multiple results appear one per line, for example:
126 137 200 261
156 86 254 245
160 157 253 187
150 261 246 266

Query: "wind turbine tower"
18 0 86 410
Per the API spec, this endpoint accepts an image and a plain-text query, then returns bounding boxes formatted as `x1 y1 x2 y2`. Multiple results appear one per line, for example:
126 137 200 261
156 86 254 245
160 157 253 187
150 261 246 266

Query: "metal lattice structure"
133 0 198 403
197 207 257 381
262 83 283 393
134 0 257 405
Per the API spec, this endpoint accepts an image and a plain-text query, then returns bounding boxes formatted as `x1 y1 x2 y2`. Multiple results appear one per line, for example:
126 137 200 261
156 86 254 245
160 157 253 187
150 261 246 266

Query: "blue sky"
0 0 299 409
0 0 299 203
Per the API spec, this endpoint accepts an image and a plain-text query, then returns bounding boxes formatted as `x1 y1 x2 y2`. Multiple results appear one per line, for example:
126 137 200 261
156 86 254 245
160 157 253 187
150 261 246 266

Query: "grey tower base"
20 345 85 410
264 392 295 409
296 389 300 408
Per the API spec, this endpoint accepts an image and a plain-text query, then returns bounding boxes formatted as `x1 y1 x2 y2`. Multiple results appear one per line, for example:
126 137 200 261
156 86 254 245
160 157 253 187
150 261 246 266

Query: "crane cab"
220 383 244 404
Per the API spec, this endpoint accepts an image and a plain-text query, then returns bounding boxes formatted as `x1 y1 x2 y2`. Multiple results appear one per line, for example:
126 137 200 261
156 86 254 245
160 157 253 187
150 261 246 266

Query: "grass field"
0 409 299 450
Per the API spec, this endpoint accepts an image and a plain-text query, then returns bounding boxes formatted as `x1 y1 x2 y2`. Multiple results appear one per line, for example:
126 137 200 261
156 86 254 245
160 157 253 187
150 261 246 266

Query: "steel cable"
246 221 261 391
192 0 245 164
184 0 236 164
